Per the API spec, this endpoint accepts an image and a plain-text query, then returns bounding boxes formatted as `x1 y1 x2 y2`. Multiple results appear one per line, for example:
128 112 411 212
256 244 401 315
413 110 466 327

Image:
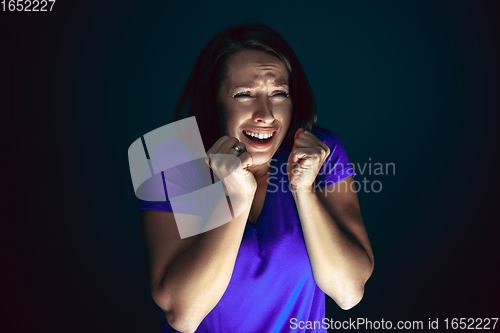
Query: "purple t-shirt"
139 128 356 332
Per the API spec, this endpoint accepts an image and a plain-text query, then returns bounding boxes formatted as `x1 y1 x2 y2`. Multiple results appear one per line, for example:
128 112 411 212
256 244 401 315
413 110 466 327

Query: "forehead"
223 50 289 88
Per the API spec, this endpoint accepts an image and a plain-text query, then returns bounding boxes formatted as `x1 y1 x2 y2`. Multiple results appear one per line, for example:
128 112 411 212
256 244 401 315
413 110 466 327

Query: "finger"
238 151 253 170
294 133 330 158
211 136 231 153
236 141 247 152
294 128 305 141
293 137 322 152
292 147 323 164
227 145 242 156
208 137 240 164
300 131 330 152
219 137 240 153
228 142 247 156
206 136 230 166
294 135 316 147
292 147 320 160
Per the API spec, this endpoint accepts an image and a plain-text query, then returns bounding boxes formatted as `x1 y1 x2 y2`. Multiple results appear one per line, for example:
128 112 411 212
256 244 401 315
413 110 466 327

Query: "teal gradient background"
1 1 499 332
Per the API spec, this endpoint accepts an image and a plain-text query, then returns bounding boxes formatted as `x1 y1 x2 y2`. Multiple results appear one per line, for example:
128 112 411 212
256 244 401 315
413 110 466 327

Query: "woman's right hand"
143 136 257 333
205 136 257 198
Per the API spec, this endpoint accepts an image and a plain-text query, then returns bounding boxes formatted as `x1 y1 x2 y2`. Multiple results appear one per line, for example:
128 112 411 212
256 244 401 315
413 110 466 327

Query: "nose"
252 96 275 125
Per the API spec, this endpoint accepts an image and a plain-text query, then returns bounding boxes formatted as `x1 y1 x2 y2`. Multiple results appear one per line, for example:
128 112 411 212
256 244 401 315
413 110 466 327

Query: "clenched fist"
286 129 330 192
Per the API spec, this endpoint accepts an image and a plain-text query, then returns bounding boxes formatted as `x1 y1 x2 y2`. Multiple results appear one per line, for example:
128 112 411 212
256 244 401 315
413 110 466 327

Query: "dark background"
1 1 499 332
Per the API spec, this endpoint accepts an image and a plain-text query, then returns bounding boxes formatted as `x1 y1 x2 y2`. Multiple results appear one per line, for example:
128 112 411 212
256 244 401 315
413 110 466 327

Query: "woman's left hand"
286 128 331 191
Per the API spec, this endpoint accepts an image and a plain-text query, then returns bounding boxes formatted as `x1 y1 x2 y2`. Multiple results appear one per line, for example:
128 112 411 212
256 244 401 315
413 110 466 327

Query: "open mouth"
242 130 276 144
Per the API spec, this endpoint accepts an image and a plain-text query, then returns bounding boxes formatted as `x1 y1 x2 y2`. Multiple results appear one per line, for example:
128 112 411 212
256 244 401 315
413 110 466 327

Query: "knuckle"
226 138 238 146
218 136 229 144
242 152 251 160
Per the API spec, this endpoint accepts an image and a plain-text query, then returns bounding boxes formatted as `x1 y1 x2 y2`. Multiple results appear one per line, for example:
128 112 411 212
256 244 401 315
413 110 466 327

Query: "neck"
248 163 271 180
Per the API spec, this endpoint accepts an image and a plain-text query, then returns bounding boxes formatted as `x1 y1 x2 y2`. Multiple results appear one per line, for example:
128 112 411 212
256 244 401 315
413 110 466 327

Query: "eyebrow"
233 81 289 89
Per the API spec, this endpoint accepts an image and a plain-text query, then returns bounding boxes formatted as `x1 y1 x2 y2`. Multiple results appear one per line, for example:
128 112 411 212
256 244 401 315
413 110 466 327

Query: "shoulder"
311 126 343 150
311 127 357 187
311 126 355 171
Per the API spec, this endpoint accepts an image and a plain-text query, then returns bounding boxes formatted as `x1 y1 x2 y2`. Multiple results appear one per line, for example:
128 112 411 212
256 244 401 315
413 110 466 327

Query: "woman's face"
217 50 292 167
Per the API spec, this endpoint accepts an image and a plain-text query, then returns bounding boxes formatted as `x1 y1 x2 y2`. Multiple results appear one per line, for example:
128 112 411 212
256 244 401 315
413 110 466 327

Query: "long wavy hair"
175 22 318 151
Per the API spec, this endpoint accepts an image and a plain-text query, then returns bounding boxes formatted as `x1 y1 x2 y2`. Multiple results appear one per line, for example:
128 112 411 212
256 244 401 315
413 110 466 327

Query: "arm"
292 176 373 310
287 129 373 309
141 194 252 333
140 136 256 333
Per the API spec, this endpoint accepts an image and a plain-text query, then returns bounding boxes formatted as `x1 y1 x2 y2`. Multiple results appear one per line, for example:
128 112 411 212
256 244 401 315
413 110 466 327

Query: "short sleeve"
134 123 234 238
138 158 232 239
138 158 210 215
312 128 357 189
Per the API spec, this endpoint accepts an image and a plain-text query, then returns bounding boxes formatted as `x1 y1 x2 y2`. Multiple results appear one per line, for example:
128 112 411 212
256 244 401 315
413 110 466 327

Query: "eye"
271 91 289 98
233 92 253 99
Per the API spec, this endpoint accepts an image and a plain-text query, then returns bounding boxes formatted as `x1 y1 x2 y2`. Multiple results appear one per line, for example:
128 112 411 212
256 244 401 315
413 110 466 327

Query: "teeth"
244 130 274 139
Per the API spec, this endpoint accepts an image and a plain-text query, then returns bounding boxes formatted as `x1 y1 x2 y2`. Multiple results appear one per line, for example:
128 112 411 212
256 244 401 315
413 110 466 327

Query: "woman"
139 23 374 333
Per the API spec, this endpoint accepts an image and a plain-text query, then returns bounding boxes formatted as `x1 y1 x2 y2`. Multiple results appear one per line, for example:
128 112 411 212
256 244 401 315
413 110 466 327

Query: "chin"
248 151 274 166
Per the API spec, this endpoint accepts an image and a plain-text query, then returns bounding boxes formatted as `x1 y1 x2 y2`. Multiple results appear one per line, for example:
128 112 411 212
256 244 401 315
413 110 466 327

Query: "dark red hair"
175 22 317 150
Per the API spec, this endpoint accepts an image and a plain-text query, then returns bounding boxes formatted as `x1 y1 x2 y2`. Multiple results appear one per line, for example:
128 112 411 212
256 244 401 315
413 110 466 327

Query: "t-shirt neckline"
245 147 284 231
